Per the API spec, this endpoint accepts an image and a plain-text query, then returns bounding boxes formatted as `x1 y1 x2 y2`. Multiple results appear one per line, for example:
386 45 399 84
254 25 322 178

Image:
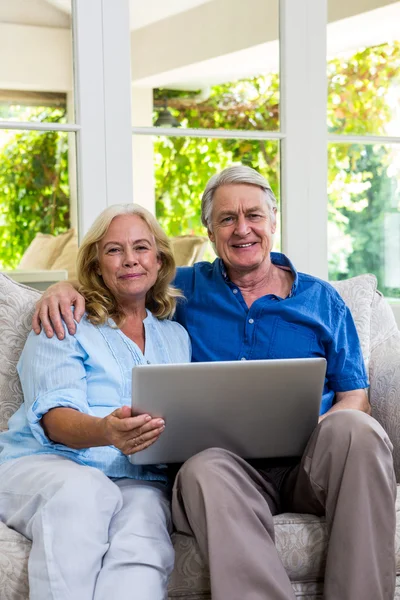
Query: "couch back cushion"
170 236 208 267
18 229 75 270
0 275 40 431
51 231 79 281
330 274 377 369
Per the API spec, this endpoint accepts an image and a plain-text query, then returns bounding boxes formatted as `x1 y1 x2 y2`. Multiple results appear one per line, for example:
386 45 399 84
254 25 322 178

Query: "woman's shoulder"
149 313 188 339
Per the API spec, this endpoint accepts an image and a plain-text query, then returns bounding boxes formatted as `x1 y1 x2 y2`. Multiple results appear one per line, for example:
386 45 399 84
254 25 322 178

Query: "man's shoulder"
297 271 345 307
175 260 218 289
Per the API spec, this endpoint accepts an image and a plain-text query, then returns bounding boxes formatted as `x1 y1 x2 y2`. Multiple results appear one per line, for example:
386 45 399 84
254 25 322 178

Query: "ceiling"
0 0 213 30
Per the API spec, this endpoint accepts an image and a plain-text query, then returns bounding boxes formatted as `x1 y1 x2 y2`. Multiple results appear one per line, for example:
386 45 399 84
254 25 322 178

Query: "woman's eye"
136 245 148 251
107 248 120 254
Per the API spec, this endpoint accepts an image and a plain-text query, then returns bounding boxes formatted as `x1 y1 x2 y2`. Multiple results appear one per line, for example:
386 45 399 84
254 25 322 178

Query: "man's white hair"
201 165 277 231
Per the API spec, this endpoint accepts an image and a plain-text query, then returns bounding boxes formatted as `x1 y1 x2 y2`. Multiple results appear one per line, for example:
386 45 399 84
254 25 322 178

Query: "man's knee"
319 409 393 457
177 447 233 489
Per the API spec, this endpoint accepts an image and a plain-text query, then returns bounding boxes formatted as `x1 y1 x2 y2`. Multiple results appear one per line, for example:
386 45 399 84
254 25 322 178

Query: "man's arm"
319 389 371 422
32 281 86 339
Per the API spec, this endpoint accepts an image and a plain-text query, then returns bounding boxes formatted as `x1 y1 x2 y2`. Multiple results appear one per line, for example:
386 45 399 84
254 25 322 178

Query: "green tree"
0 108 70 269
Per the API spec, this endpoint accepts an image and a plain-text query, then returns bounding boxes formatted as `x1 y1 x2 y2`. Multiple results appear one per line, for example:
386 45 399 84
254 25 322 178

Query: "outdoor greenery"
0 107 70 268
0 42 399 295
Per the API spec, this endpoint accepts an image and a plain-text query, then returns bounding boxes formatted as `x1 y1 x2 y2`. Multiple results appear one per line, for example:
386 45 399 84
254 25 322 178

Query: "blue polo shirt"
174 253 368 415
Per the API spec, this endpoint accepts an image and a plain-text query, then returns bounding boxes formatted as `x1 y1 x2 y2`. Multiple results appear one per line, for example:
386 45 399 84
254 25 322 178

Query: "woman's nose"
123 250 138 266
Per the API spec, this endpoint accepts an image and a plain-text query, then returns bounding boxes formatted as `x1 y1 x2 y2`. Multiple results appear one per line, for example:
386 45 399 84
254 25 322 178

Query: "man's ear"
208 228 215 243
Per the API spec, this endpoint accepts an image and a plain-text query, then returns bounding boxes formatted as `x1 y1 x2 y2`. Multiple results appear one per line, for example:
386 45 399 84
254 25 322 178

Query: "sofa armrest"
369 330 400 482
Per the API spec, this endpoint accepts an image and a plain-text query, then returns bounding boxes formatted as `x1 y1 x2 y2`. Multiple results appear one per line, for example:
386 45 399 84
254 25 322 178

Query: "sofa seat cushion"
0 275 40 432
0 522 29 599
167 484 400 596
1 487 400 598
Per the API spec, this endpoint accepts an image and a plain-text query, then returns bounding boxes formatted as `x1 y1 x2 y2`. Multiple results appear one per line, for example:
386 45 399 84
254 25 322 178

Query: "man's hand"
102 405 165 455
32 281 85 339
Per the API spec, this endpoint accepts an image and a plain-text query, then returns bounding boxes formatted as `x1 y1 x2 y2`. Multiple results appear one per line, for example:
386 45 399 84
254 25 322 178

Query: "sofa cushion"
331 274 377 368
167 485 400 596
0 522 30 599
18 229 75 271
170 236 208 267
51 231 79 281
0 275 40 432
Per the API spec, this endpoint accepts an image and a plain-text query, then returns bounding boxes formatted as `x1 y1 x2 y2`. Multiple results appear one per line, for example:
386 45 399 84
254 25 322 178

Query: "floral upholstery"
0 272 399 599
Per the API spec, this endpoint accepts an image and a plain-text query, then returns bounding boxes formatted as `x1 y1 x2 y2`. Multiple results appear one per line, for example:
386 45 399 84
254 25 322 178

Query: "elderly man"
34 165 396 600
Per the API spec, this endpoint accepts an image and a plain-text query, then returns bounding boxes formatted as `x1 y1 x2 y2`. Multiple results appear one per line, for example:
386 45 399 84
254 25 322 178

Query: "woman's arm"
18 327 163 454
42 406 164 455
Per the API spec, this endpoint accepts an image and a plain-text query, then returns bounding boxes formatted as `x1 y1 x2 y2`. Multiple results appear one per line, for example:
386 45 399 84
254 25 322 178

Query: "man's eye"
221 216 233 224
249 214 262 220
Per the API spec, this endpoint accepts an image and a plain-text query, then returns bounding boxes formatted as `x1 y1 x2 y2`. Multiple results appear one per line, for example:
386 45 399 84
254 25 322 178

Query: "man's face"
208 183 277 275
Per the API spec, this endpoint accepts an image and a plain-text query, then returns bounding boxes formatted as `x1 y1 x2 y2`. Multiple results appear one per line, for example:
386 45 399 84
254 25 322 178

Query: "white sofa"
0 272 399 599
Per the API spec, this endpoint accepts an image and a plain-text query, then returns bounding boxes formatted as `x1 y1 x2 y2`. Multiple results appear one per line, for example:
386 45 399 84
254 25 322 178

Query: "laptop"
129 357 326 465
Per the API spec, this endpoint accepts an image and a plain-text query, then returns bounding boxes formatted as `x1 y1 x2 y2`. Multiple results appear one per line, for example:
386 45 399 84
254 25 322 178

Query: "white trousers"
0 454 174 600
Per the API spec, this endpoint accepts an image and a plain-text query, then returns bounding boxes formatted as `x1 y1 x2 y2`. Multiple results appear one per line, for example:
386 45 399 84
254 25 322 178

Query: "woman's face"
97 214 161 309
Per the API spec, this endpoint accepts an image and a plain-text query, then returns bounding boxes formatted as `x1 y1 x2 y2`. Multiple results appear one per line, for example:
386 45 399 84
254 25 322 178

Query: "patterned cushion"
167 487 400 597
331 274 377 368
0 275 40 432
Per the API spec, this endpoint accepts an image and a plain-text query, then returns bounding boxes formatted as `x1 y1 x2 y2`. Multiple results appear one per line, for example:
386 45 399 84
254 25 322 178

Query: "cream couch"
0 272 399 599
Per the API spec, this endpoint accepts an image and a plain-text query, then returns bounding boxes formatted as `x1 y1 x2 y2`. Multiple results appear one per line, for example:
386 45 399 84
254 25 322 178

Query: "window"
327 1 400 296
0 0 77 270
131 0 281 254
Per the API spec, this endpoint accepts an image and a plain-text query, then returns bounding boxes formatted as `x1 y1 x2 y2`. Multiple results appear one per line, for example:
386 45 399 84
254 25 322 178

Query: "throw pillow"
18 229 75 270
0 274 40 431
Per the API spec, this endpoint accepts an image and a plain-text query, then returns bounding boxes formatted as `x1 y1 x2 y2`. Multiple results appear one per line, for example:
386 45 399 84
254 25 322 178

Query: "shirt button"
233 289 238 294
248 318 254 324
241 357 247 361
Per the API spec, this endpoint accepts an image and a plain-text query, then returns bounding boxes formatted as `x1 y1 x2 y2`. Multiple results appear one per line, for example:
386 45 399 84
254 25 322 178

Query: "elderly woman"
0 204 190 600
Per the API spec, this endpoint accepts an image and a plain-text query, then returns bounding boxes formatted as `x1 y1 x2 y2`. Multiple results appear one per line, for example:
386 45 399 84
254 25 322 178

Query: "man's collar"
218 252 298 297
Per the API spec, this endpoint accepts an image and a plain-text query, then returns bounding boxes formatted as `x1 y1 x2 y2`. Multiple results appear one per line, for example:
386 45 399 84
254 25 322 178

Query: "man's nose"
234 215 250 235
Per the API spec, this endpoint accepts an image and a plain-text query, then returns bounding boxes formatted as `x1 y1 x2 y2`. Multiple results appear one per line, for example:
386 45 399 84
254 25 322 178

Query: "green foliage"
0 108 70 268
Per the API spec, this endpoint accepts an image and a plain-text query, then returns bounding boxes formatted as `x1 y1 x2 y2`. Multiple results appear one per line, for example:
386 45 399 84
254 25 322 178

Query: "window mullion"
280 0 328 278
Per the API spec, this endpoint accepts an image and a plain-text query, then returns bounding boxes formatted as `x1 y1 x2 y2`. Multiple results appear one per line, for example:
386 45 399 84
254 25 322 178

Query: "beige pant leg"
172 447 296 600
283 409 397 600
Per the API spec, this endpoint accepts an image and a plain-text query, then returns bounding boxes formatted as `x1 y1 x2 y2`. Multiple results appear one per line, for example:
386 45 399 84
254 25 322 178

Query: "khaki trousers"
172 410 397 600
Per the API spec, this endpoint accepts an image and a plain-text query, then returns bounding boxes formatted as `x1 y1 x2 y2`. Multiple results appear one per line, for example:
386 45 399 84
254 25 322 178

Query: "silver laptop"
129 358 326 465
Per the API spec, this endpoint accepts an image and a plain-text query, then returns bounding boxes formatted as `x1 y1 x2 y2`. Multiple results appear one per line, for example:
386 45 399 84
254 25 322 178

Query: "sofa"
0 271 399 599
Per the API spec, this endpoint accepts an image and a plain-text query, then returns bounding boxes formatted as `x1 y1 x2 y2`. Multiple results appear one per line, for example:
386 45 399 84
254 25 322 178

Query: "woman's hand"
32 281 86 339
102 405 165 455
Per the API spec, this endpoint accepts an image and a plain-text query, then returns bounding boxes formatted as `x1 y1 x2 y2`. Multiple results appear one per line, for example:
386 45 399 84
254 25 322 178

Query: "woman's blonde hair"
77 203 182 326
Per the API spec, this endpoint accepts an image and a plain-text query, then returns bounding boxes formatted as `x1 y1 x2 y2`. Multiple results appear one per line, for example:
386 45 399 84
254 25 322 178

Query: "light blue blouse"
0 310 191 482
